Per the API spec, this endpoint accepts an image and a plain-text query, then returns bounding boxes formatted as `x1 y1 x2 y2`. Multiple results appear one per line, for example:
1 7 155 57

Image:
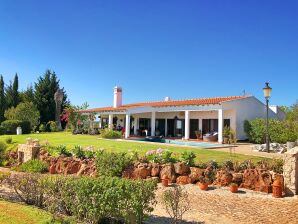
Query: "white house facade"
81 86 285 143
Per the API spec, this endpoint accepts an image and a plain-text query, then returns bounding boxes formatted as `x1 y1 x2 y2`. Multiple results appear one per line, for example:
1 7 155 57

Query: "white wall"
222 96 282 140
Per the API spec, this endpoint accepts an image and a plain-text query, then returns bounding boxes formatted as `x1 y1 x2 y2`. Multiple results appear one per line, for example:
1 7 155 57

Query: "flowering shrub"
146 149 176 163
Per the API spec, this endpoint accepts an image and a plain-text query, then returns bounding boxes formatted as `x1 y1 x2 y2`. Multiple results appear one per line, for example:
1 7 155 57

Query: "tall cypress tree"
12 73 20 106
6 73 20 108
0 75 5 122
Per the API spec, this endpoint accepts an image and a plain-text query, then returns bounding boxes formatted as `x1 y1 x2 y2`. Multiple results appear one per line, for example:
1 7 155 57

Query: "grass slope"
0 200 52 224
0 132 263 163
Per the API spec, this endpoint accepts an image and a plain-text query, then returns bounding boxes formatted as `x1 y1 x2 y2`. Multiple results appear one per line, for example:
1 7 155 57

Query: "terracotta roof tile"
80 96 248 113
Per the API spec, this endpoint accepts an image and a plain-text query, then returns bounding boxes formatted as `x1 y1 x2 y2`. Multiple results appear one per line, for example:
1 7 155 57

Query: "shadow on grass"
146 215 205 224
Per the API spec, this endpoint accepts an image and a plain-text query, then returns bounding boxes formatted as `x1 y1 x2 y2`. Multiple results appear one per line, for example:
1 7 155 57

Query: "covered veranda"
92 104 236 143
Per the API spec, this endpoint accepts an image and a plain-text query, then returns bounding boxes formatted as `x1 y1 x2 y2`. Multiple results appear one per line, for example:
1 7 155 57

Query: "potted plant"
223 126 230 144
230 183 238 193
195 130 202 140
198 176 209 190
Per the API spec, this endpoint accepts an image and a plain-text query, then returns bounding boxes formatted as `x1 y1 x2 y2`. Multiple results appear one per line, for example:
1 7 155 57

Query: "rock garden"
0 137 297 223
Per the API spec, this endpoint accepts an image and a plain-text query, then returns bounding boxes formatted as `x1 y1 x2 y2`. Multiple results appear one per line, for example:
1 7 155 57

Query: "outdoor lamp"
263 81 272 153
263 81 272 99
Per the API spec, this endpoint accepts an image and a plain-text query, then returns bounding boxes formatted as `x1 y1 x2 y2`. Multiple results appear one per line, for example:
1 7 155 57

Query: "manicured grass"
0 200 52 224
0 132 264 163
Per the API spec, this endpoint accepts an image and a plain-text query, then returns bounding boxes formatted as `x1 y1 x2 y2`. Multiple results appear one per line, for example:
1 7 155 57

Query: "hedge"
0 120 31 134
244 118 298 144
8 174 157 224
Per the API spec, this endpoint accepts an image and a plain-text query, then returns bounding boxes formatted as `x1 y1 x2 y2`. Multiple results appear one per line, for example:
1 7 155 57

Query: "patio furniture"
203 132 218 142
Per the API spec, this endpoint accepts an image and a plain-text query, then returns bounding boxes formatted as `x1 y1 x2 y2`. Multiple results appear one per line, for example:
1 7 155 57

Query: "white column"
133 117 138 135
185 111 190 140
151 111 156 136
218 109 223 143
125 114 130 139
108 114 113 129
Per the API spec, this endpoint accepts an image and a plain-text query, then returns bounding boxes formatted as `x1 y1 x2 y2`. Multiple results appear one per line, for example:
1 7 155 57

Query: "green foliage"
47 121 58 132
95 151 132 177
269 159 284 174
34 70 69 124
71 145 85 159
42 175 157 224
221 160 234 170
0 75 5 123
0 120 31 134
39 123 47 132
223 126 230 138
244 118 298 143
4 102 40 129
5 73 20 109
63 102 89 131
0 141 7 165
100 128 122 139
56 145 72 157
180 151 196 166
207 160 219 169
161 150 176 163
0 126 5 135
18 160 49 173
5 137 12 144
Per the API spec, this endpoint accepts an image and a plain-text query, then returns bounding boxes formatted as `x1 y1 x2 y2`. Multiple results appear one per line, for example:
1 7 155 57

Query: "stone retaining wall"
283 147 298 196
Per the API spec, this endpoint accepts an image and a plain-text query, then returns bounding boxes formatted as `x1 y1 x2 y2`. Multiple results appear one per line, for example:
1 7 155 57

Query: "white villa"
81 86 285 143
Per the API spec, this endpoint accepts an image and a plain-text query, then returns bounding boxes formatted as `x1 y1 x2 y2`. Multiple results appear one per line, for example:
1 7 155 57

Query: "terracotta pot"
161 179 169 187
272 179 283 198
223 137 229 144
198 183 208 191
230 185 238 193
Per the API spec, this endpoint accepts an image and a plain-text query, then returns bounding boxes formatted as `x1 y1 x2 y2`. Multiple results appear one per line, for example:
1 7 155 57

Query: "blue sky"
0 0 297 108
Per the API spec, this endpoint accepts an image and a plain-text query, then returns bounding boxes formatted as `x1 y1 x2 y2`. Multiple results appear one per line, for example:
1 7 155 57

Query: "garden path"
149 184 298 224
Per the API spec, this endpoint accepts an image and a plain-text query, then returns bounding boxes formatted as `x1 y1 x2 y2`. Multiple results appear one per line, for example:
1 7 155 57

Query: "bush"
95 151 132 177
18 160 49 173
71 145 85 159
0 126 5 135
5 137 13 144
42 175 157 224
39 123 47 132
0 141 7 165
56 145 72 157
100 128 122 139
0 120 31 134
7 173 45 207
244 118 298 143
180 151 196 166
48 121 58 132
162 185 190 223
221 160 234 171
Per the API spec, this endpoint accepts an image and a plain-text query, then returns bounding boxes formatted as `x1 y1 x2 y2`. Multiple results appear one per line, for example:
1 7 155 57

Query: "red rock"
49 164 56 174
174 162 190 175
240 169 273 193
64 159 81 175
151 163 160 177
189 167 204 183
214 170 233 186
176 175 192 185
133 167 152 179
160 164 176 182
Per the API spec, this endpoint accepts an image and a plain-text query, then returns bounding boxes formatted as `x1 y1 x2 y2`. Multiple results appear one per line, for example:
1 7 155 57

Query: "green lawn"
0 132 264 163
0 200 52 224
